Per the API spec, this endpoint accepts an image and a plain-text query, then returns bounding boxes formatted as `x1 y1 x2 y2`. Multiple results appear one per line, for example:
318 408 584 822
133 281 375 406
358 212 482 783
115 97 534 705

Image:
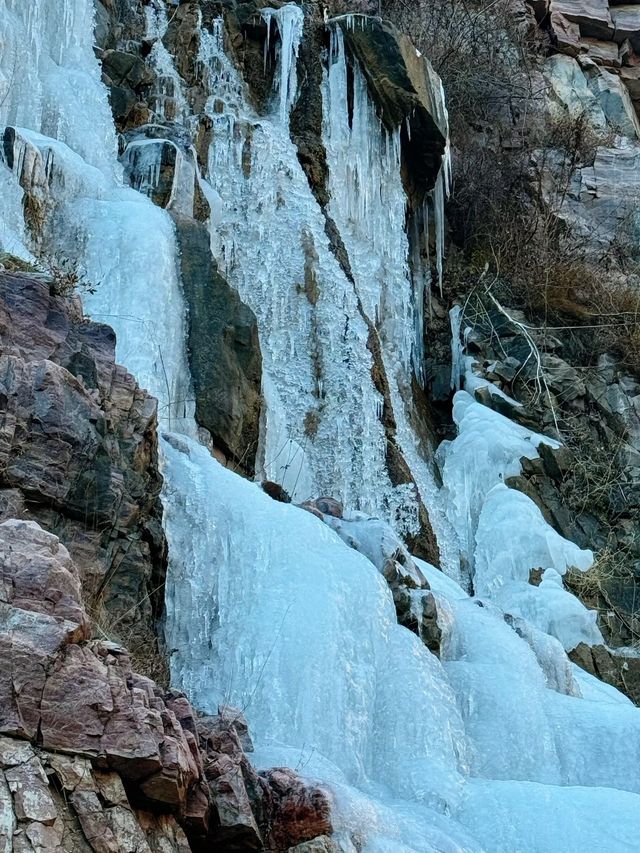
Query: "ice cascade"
2 2 640 852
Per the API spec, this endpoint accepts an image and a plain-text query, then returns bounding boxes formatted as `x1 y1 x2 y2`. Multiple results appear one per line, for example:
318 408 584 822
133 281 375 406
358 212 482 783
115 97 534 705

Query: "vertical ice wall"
0 0 117 174
322 25 462 578
198 9 423 525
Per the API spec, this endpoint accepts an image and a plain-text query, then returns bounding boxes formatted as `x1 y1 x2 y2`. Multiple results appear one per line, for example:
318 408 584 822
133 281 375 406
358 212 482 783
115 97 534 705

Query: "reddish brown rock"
301 497 344 519
261 481 292 503
262 768 333 850
0 519 86 622
198 713 264 850
0 521 199 814
0 270 166 644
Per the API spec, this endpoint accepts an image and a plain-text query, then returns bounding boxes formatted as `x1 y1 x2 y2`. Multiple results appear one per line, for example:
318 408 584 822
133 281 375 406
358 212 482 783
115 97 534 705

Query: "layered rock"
0 518 334 851
0 736 191 853
531 0 640 114
0 269 166 654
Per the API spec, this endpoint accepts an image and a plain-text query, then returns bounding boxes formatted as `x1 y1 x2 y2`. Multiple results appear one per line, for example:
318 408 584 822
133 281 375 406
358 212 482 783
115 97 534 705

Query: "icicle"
433 169 446 296
261 4 304 122
144 0 189 123
449 304 464 392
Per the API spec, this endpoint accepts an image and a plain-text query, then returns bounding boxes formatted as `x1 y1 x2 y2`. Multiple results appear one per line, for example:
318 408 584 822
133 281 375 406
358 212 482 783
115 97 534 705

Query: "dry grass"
90 599 170 688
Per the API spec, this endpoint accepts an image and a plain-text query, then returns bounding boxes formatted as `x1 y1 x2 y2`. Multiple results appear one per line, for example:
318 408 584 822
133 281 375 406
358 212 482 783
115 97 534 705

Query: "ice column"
261 4 305 122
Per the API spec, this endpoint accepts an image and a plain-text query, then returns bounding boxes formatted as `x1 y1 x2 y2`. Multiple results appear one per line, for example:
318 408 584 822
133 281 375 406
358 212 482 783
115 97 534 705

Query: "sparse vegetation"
90 596 170 687
0 252 38 273
0 250 98 299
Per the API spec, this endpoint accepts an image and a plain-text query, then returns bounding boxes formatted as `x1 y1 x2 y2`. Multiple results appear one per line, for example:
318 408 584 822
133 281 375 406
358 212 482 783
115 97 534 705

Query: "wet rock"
121 125 210 220
262 481 292 503
172 217 263 475
570 642 640 704
324 514 427 588
393 586 443 656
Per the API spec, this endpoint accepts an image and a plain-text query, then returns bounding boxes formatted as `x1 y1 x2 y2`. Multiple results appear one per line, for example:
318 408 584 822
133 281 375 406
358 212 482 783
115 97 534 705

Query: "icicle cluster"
261 5 305 122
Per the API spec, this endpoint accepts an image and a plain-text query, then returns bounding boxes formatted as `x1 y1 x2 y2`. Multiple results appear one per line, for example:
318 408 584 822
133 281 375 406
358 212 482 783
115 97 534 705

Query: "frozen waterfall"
2 1 640 851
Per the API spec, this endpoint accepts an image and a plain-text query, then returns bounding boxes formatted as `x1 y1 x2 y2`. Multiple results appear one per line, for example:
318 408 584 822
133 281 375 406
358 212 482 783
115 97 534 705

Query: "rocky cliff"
0 268 166 672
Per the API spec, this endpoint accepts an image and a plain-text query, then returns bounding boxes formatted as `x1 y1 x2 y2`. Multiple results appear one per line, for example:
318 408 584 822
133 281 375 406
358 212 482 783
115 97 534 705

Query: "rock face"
172 216 262 474
336 14 448 199
570 642 640 704
0 518 334 851
0 735 192 853
0 520 200 805
0 270 166 654
531 0 640 113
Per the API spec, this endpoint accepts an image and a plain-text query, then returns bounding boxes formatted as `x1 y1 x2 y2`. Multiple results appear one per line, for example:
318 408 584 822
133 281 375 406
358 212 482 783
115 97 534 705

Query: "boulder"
261 481 292 503
0 521 199 807
582 61 640 137
544 54 607 129
550 10 582 54
197 709 334 850
299 496 343 518
261 768 333 850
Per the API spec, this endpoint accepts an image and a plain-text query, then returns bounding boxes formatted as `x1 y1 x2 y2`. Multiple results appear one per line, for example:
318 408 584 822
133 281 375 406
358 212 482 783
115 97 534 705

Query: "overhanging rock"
335 15 448 197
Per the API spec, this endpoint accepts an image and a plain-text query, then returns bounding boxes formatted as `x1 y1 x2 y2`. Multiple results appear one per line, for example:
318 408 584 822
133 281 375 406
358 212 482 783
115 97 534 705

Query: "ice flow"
2 2 640 851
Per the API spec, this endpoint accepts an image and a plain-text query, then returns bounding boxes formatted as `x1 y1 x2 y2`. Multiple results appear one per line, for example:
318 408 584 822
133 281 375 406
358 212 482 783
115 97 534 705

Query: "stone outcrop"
531 0 640 116
570 642 640 704
0 520 201 807
0 518 334 851
336 14 448 200
172 216 263 474
0 269 166 653
0 736 191 853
